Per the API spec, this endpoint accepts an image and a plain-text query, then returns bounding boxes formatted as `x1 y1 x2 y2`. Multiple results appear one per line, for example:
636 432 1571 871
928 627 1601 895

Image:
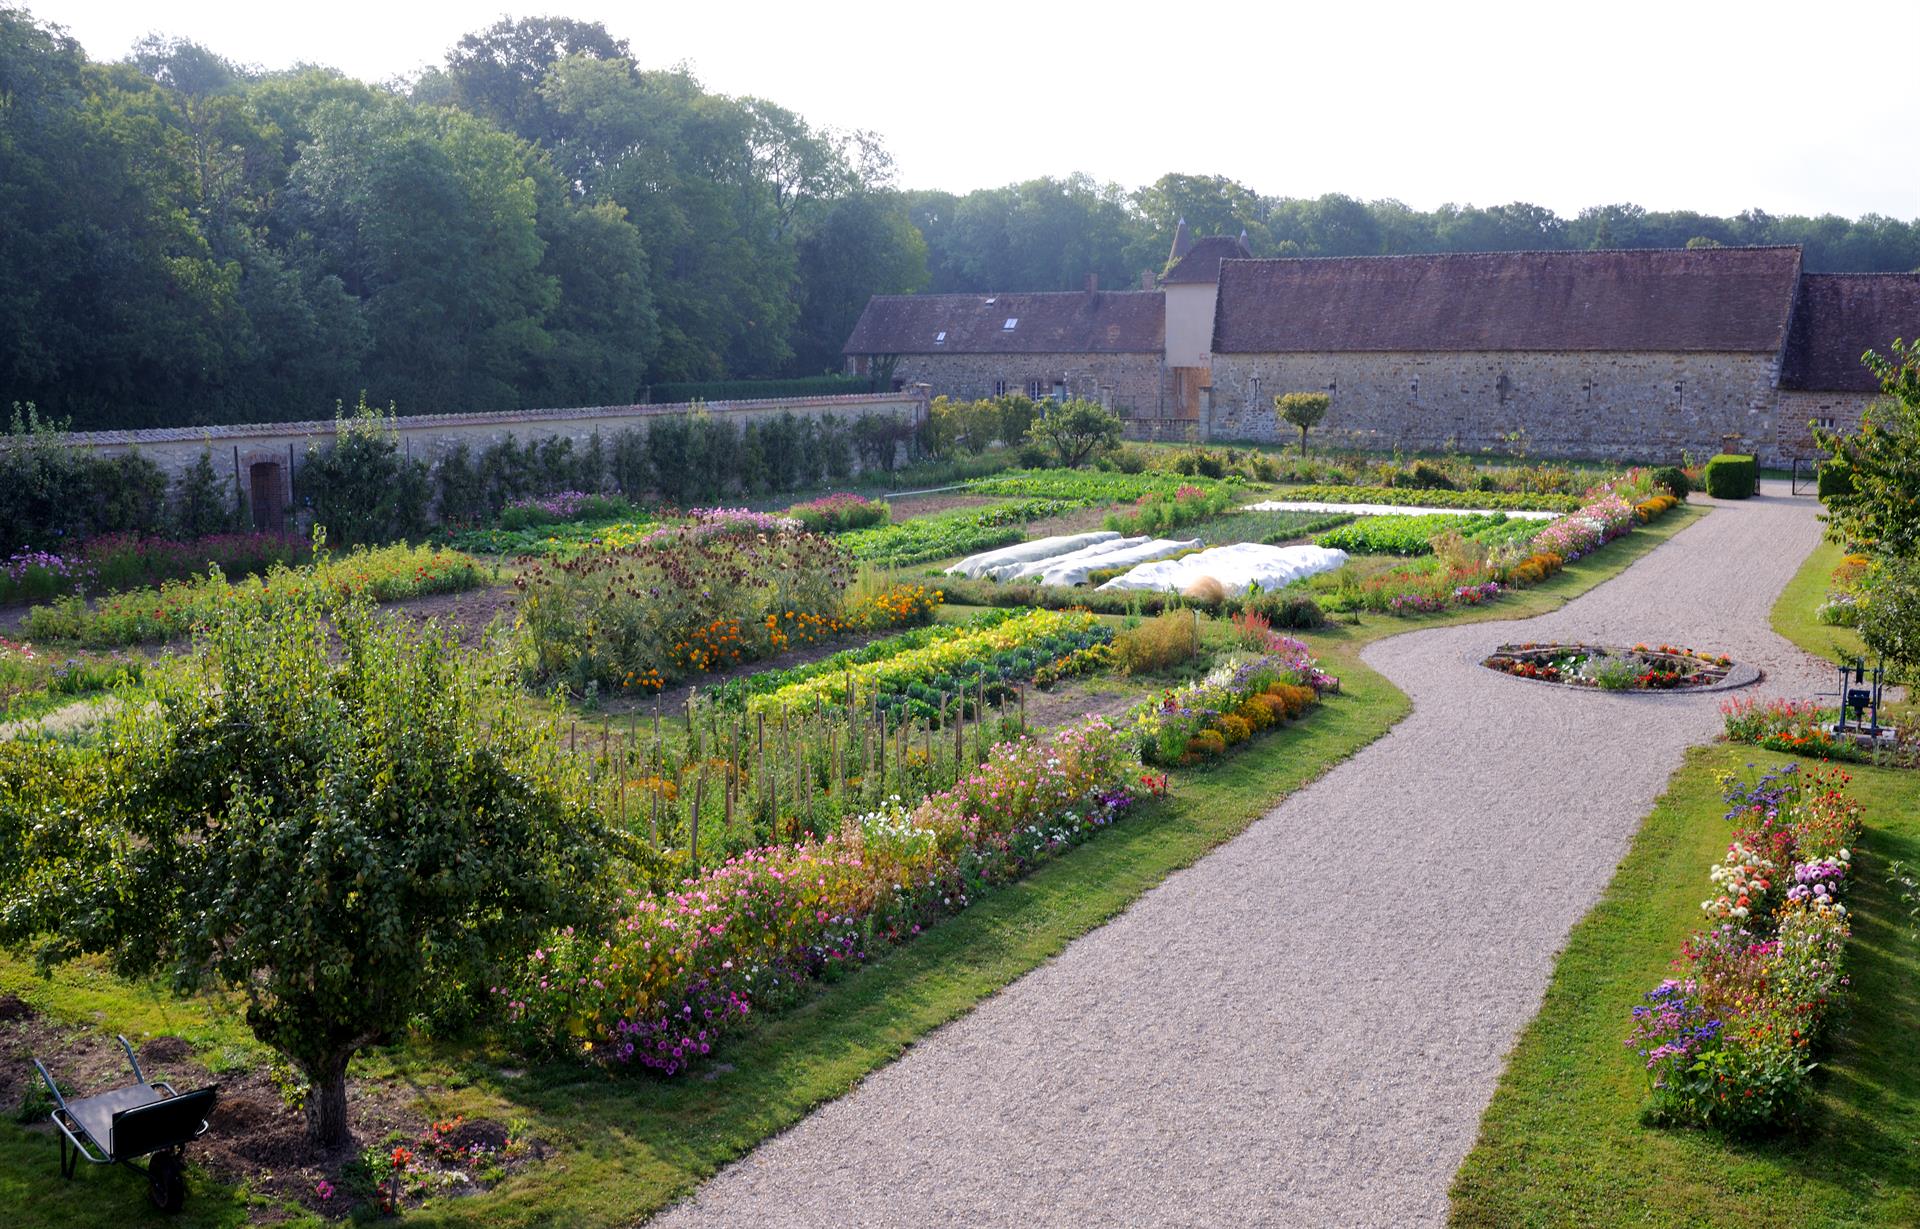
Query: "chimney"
1084 272 1099 296
1140 269 1154 291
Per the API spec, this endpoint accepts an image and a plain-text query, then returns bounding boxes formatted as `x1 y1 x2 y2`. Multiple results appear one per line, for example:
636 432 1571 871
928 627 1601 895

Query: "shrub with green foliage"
0 590 626 1144
0 403 170 555
1703 454 1757 499
1026 398 1123 468
1816 460 1853 501
1649 465 1691 500
300 399 432 545
1813 340 1920 557
1243 590 1328 630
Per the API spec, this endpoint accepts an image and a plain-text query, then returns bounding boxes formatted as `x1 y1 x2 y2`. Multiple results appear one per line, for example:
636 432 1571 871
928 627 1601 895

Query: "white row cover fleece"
1097 543 1350 596
945 532 1120 580
1010 537 1205 587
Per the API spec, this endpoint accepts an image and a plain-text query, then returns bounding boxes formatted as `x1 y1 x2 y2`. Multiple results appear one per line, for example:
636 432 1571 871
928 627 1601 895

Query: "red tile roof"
842 291 1164 355
1163 235 1255 285
1212 247 1805 354
1780 273 1920 392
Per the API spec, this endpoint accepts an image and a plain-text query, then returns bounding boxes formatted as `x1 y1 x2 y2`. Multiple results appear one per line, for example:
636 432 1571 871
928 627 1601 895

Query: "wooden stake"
690 768 706 870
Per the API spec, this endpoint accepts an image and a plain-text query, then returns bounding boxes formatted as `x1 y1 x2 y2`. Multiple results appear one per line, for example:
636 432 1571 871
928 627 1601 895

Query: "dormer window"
1003 318 1018 330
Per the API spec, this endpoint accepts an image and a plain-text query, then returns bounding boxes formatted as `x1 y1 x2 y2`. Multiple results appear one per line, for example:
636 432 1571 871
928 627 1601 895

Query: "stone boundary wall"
1207 350 1794 464
42 391 929 500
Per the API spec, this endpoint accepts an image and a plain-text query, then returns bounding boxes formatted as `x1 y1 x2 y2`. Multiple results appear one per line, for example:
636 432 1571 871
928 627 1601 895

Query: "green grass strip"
1449 743 1920 1227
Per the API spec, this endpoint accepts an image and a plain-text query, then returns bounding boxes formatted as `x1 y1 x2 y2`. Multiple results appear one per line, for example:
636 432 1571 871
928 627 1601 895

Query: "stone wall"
1207 350 1791 463
890 352 1166 413
50 391 927 519
1772 389 1879 463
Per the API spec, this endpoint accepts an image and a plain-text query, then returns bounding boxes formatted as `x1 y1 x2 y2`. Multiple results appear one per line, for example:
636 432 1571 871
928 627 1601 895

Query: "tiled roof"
1162 235 1255 285
1212 246 1805 354
842 291 1164 355
1779 273 1920 392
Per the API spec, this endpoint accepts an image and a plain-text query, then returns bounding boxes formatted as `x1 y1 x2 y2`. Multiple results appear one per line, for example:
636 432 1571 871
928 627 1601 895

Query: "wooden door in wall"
249 461 284 531
1171 367 1205 420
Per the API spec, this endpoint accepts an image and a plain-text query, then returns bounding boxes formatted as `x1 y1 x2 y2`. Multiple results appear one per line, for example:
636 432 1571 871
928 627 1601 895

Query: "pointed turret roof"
1167 217 1193 264
1162 233 1255 285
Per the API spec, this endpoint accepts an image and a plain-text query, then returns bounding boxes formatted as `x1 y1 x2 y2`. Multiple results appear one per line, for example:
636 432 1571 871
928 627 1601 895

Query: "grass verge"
1449 742 1920 1227
2 502 1709 1226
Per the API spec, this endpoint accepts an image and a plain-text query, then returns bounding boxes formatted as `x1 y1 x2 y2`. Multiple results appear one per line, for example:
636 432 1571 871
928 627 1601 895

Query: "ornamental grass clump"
1113 609 1202 674
516 519 853 693
1626 763 1865 1133
497 717 1140 1075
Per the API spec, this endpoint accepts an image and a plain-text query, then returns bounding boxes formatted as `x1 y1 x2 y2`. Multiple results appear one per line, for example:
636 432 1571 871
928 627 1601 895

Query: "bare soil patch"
884 492 1001 520
3 1015 538 1222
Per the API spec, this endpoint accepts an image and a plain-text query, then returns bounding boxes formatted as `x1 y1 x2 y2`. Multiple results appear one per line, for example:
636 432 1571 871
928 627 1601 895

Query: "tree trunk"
303 1051 353 1146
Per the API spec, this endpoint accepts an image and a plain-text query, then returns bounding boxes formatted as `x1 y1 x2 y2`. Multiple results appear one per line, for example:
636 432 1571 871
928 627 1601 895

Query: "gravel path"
652 483 1833 1229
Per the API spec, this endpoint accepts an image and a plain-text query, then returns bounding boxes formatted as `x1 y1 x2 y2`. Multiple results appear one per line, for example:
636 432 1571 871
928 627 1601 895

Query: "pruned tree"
1027 398 1123 468
1275 391 1330 454
1813 340 1920 559
0 590 627 1145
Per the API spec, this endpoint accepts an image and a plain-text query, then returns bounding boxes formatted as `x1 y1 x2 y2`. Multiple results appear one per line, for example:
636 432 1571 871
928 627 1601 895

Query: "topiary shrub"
1703 454 1757 499
1650 465 1691 499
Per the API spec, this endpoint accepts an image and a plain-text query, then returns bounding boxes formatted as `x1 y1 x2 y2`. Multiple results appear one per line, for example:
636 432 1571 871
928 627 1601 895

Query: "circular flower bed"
1482 642 1750 692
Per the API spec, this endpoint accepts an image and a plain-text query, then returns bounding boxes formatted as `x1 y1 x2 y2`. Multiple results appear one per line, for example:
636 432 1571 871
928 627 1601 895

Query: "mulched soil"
882 491 1003 519
2 1003 537 1222
381 583 521 648
1019 675 1148 732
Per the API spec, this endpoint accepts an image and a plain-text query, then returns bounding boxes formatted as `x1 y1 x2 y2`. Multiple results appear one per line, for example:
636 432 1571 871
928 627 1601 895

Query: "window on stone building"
1816 416 1835 430
1026 379 1046 398
993 379 1008 397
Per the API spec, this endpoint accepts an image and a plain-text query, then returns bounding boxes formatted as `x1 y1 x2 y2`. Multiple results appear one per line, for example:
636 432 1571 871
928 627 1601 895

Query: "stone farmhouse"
842 225 1920 465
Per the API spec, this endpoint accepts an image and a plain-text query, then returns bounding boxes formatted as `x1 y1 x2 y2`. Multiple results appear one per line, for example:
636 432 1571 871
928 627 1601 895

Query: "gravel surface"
651 483 1833 1229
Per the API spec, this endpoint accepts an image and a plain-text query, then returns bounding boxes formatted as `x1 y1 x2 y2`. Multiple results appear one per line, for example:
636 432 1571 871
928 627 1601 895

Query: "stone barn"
845 240 1919 465
841 282 1166 414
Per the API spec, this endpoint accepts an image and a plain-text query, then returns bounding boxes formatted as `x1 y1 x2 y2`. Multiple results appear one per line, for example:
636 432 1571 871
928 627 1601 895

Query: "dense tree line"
0 10 928 429
906 172 1920 295
3 7 1915 431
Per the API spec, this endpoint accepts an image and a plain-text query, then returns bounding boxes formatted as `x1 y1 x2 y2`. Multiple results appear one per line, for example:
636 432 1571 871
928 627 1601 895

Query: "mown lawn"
1449 742 1920 1227
3 503 1707 1226
1772 537 1867 663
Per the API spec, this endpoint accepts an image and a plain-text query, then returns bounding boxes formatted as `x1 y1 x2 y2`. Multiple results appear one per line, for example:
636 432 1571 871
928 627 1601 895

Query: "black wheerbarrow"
31 1035 219 1212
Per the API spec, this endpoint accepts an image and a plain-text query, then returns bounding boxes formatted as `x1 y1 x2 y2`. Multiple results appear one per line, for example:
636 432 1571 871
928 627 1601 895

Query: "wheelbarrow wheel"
147 1151 187 1213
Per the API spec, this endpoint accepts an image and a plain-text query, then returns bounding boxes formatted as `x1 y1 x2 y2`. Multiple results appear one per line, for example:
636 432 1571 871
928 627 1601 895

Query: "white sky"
24 0 1918 219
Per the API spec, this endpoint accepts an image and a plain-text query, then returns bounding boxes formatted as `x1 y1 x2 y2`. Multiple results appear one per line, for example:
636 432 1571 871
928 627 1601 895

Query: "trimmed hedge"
1703 454 1757 499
